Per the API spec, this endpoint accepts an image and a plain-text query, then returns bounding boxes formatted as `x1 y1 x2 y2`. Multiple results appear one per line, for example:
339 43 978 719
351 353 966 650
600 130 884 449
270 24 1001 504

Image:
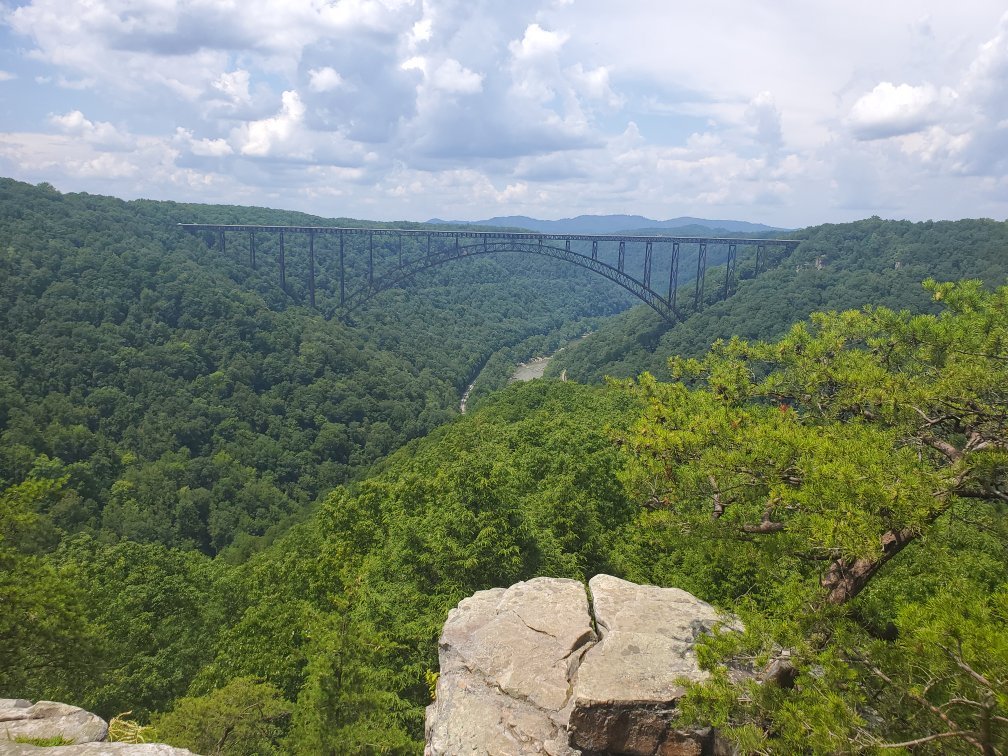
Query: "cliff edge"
425 574 743 756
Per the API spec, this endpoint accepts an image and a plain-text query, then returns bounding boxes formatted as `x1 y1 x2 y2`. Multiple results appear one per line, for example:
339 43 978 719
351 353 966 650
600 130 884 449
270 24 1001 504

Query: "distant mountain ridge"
426 214 787 234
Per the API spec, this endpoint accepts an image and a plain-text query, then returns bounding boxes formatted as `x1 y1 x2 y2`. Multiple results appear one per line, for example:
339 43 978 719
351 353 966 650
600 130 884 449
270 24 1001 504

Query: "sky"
0 0 1006 227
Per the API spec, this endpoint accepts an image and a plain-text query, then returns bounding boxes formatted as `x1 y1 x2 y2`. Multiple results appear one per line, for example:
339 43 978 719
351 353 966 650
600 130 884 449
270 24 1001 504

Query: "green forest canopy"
1 178 1007 753
0 178 627 557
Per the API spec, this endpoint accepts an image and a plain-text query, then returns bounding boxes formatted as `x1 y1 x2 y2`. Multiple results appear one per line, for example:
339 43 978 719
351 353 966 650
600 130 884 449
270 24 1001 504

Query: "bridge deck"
178 223 800 321
177 223 796 247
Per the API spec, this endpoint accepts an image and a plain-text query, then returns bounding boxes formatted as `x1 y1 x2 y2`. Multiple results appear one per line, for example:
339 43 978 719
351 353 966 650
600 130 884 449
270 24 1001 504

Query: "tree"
619 280 1008 753
0 477 94 697
153 677 291 756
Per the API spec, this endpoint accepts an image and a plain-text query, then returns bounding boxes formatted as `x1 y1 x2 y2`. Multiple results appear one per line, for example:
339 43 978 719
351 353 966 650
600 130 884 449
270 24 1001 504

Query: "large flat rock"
568 575 736 755
425 577 597 755
0 744 197 755
0 699 108 745
0 700 196 755
425 575 743 756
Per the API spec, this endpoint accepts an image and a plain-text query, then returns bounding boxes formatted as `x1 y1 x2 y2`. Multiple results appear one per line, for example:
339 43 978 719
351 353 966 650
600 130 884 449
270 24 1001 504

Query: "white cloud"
49 110 133 149
567 64 623 108
0 131 181 185
212 70 252 106
237 90 307 157
507 23 571 103
75 153 138 178
847 82 955 140
308 66 346 93
509 23 568 61
430 58 482 94
409 17 433 49
746 91 784 160
400 56 426 74
175 128 234 157
0 70 16 81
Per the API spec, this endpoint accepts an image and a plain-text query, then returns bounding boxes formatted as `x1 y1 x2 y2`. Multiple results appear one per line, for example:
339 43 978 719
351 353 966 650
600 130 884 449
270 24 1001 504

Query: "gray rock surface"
568 575 738 755
0 744 196 755
0 699 108 745
425 577 597 755
0 699 196 755
425 575 742 756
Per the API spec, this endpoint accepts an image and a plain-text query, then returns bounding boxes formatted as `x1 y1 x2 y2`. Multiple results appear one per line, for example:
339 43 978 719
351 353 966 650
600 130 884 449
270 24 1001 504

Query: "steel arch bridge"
179 224 799 323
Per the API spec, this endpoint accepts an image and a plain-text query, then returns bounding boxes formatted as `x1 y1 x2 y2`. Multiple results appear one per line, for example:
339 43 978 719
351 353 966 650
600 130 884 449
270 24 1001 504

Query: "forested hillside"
9 286 1006 754
2 181 1006 754
0 178 626 556
550 216 1008 381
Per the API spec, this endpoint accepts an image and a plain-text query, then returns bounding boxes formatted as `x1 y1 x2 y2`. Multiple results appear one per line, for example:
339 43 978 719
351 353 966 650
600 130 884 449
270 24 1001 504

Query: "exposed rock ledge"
425 574 743 756
0 699 194 755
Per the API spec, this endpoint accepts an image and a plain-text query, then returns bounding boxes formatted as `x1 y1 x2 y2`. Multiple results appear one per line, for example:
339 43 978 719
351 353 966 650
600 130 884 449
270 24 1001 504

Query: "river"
459 355 551 414
460 335 588 414
509 355 551 382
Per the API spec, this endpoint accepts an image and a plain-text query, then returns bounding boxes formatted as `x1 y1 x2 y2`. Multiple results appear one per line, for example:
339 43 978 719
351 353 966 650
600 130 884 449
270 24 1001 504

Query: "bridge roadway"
178 223 799 323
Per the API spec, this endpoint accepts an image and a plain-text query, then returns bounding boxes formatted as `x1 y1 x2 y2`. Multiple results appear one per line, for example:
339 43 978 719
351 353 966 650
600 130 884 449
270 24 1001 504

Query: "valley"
1 178 1006 754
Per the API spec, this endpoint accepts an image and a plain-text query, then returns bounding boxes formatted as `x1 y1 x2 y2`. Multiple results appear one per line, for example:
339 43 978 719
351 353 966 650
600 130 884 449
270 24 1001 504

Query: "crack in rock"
426 575 744 756
509 608 557 638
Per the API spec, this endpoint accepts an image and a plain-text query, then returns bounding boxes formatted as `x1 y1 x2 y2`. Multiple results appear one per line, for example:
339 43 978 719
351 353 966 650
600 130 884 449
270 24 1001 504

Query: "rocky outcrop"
425 575 743 756
0 699 195 755
424 578 595 755
569 575 741 755
0 700 108 745
0 744 196 755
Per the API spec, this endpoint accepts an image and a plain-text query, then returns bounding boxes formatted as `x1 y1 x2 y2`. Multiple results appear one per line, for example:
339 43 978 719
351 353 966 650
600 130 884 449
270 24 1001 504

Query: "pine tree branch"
909 405 957 428
741 519 785 534
921 434 963 462
954 488 1008 504
709 475 725 519
937 645 998 691
820 527 916 604
860 660 984 751
877 730 983 750
951 348 1008 362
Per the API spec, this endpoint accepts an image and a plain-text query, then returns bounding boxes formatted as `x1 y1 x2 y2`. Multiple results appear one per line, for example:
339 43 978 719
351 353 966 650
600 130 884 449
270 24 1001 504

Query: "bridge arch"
340 239 677 321
179 224 799 323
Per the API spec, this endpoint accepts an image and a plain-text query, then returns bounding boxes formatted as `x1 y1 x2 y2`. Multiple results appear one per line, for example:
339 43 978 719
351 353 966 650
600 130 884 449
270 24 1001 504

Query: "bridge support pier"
724 242 737 298
643 241 653 288
279 231 286 290
250 232 256 270
668 241 680 311
308 231 316 307
339 232 345 306
695 242 707 310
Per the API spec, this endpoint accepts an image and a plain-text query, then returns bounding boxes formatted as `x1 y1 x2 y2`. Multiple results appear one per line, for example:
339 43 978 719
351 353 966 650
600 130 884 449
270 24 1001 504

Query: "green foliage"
13 735 74 746
152 677 292 756
618 281 1008 753
0 177 626 556
47 535 224 719
0 477 95 698
284 584 419 754
552 217 1008 382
